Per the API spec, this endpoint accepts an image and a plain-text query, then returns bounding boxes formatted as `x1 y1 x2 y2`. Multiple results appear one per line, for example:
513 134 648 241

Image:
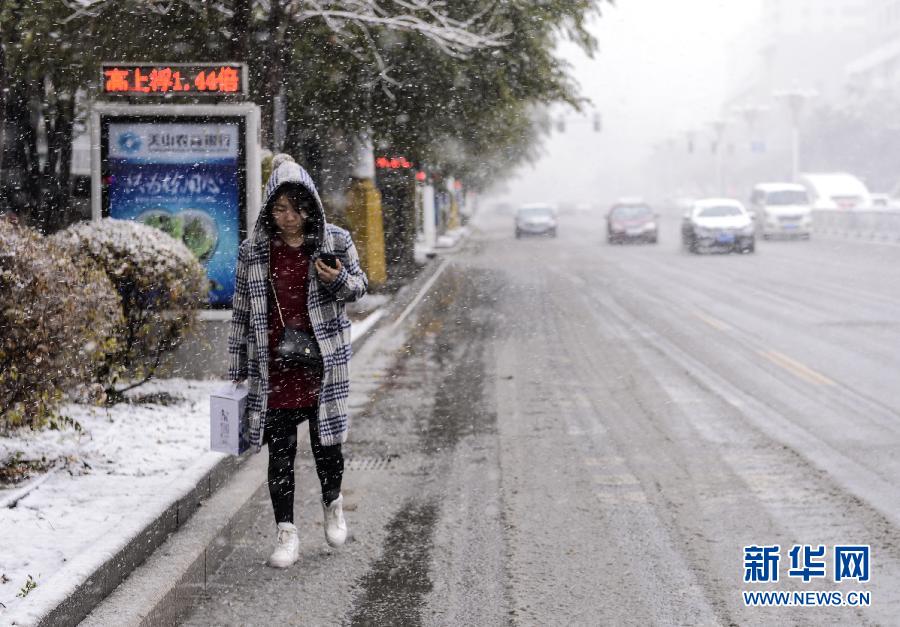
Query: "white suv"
749 183 812 240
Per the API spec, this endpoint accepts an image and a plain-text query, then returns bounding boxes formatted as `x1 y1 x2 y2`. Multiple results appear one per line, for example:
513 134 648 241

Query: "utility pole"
730 104 770 192
774 88 817 181
711 119 727 196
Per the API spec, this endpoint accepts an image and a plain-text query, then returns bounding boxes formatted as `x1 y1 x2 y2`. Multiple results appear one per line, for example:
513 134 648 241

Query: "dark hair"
263 183 321 249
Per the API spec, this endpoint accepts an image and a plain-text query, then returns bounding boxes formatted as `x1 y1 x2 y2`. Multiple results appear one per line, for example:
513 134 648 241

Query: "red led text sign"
101 63 247 97
376 156 413 170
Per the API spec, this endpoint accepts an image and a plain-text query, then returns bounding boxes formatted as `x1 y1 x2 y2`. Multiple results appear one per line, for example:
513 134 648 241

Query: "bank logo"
118 131 143 153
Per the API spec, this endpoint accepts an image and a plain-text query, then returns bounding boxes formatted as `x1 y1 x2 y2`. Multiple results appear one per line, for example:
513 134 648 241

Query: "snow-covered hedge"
51 219 208 396
0 221 121 430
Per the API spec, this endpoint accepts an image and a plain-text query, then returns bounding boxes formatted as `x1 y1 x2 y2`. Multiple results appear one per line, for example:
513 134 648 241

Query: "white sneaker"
268 522 299 568
323 494 348 547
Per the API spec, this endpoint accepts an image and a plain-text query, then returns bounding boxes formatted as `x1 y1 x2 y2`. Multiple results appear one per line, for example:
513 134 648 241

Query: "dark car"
606 202 658 244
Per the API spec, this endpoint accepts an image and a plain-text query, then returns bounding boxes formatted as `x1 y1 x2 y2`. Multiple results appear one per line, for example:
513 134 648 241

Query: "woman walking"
228 154 368 568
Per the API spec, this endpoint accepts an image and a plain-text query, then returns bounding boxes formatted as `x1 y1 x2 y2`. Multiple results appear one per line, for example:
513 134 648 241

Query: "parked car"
681 198 755 254
799 172 872 210
749 182 812 239
515 204 557 238
606 200 658 244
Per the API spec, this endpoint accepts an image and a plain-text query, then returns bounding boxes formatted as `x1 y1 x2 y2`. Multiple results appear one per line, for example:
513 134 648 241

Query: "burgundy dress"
267 237 322 409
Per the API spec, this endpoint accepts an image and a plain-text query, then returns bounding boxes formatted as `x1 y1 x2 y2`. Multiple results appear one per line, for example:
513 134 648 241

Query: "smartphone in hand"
319 252 339 269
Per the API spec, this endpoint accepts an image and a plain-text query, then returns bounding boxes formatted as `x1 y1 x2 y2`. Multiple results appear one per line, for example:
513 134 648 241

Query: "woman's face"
271 193 308 238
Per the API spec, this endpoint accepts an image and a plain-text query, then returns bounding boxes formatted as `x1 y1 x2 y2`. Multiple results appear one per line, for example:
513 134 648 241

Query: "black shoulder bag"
269 273 322 370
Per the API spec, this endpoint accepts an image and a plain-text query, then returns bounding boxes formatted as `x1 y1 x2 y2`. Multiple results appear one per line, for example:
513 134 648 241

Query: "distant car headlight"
644 222 657 231
694 226 713 237
740 224 755 235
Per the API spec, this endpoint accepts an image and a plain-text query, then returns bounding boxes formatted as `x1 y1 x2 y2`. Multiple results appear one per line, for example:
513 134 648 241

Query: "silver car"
515 204 558 238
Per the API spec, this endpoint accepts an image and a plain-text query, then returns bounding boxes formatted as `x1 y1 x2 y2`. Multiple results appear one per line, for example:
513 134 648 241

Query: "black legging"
265 407 344 524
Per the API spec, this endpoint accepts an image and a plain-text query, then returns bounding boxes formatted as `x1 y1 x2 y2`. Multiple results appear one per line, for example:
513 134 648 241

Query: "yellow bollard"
345 178 387 288
447 194 461 230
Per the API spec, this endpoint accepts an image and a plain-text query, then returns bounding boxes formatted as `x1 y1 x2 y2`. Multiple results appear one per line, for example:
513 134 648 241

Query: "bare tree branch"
66 0 509 55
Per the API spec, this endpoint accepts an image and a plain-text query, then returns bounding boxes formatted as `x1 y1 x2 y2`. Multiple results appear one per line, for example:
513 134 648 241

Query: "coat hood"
254 154 327 249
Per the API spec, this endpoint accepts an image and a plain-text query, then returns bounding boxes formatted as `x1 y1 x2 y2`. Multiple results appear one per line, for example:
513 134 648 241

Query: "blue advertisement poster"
105 120 243 306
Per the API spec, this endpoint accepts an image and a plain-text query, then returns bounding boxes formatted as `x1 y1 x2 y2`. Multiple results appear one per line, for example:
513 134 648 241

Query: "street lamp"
773 88 817 181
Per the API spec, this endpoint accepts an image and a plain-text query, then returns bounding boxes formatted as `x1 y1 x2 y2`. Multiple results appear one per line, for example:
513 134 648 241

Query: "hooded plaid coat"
228 156 368 448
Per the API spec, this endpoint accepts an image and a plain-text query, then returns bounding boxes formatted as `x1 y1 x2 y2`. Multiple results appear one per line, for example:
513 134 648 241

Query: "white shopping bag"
210 383 249 455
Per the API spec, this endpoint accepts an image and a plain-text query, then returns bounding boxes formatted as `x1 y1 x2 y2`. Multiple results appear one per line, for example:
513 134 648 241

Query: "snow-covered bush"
51 219 208 399
0 221 121 430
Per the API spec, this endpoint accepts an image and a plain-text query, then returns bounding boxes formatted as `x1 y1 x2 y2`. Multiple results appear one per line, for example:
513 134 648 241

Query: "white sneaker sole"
325 531 347 548
267 558 297 569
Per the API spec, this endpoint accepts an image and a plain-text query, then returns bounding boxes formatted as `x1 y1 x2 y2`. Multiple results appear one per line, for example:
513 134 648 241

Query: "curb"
53 251 455 626
26 454 246 627
348 253 451 353
78 453 269 627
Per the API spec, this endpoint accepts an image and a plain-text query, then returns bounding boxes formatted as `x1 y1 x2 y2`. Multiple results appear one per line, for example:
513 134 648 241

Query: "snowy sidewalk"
0 311 385 626
0 379 232 623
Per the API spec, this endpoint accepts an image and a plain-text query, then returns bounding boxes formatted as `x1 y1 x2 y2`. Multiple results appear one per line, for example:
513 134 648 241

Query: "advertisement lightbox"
99 115 247 306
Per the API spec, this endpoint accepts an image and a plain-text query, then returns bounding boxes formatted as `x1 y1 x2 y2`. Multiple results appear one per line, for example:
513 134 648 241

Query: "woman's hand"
315 257 343 284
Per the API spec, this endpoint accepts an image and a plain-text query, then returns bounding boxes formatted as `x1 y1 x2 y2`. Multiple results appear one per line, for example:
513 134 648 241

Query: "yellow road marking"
693 310 731 331
758 349 836 386
583 456 625 467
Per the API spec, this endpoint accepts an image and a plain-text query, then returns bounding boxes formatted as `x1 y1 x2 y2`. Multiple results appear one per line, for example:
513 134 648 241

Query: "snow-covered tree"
64 0 511 147
66 0 508 56
3 0 608 230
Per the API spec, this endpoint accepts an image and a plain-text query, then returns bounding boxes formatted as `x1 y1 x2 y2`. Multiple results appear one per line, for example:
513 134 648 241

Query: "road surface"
182 207 900 626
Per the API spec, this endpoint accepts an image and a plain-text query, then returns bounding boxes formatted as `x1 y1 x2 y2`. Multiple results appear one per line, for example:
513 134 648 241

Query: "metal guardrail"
812 208 900 243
